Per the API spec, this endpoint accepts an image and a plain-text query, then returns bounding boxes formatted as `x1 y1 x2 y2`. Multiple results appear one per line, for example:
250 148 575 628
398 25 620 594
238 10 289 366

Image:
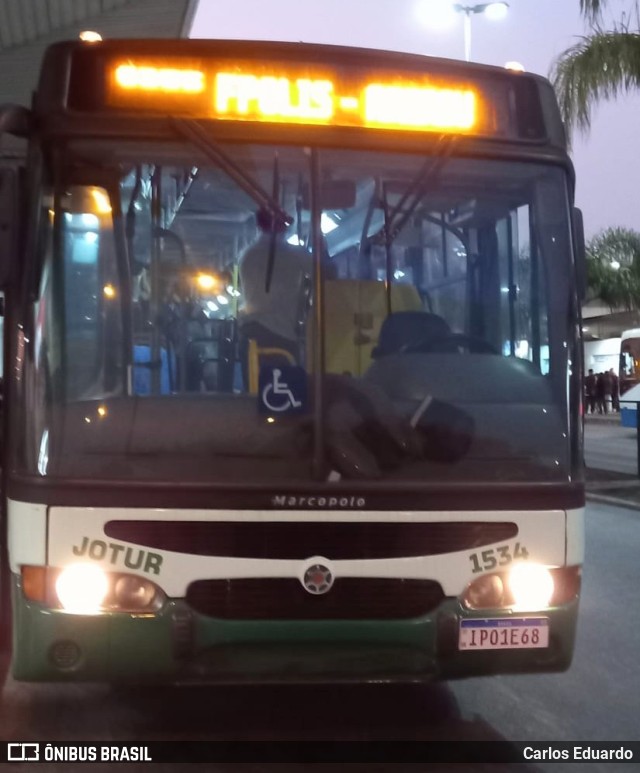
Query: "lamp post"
452 3 509 61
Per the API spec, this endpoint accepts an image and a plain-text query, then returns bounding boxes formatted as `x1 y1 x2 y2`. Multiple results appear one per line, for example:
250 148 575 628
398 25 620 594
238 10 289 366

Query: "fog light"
49 640 82 670
55 564 108 613
508 563 554 610
113 575 157 610
464 574 504 609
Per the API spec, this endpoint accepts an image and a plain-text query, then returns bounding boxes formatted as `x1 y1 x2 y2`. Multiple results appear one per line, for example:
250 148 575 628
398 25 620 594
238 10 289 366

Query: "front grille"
186 577 445 620
105 520 518 560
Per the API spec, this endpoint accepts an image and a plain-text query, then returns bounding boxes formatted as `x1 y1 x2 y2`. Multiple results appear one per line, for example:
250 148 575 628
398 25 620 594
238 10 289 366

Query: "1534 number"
469 542 529 574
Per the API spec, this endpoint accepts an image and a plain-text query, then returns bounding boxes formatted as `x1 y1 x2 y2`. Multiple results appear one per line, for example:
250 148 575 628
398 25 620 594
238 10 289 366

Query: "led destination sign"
108 59 486 134
115 64 205 93
214 73 476 129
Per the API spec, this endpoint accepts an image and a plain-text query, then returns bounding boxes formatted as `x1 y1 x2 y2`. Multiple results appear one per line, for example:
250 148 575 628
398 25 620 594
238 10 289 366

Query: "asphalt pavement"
584 411 640 510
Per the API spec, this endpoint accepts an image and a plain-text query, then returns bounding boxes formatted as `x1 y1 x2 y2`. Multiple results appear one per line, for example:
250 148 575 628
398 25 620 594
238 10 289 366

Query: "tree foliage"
580 0 616 23
586 226 640 308
551 1 640 138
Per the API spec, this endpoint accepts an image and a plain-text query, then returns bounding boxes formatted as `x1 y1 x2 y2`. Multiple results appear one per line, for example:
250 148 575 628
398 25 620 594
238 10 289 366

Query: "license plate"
459 617 549 650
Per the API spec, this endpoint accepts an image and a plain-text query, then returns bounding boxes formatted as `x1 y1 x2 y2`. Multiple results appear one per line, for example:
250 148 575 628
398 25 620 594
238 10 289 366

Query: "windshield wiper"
370 134 458 250
171 118 292 229
363 134 457 314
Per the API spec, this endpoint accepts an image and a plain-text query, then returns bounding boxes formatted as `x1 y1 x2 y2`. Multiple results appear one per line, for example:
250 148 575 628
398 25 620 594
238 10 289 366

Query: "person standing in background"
609 367 620 412
585 368 597 414
595 371 607 414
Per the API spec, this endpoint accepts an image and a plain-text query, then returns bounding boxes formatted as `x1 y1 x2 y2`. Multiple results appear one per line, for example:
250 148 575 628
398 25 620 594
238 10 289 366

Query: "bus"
619 327 640 396
0 39 585 684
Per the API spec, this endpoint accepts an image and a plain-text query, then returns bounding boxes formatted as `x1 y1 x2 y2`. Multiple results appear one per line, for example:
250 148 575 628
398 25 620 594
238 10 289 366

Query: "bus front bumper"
10 578 579 684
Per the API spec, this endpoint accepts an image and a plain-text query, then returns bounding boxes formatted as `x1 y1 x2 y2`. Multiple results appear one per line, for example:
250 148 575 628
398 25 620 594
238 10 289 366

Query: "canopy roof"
0 0 197 109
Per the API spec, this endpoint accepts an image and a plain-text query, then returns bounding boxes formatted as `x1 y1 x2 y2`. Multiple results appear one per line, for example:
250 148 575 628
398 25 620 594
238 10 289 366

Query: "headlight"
23 564 165 614
113 575 159 610
465 573 505 609
55 564 109 613
462 565 575 610
508 563 554 610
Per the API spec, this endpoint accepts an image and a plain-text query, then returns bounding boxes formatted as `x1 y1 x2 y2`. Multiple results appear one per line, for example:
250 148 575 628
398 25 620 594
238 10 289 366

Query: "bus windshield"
22 138 575 487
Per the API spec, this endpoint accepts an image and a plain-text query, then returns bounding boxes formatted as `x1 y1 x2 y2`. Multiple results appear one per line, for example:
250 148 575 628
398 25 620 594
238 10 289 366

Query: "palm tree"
551 1 640 138
586 226 640 309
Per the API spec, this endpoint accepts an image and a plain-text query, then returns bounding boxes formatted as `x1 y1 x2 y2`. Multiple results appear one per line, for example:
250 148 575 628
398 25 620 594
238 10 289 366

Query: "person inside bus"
238 208 313 386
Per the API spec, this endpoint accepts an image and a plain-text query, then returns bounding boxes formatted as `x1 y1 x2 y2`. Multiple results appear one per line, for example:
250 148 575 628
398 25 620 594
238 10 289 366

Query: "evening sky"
191 0 639 237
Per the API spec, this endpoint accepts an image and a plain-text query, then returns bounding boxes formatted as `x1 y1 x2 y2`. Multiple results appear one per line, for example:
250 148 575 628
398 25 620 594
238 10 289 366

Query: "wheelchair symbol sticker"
259 366 307 414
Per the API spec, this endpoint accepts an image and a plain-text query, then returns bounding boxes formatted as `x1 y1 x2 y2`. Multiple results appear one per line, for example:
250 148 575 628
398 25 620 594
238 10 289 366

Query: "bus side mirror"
573 207 587 301
0 167 20 288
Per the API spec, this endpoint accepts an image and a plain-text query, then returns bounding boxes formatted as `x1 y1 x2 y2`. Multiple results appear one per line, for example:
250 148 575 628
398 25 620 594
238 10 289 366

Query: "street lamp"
453 3 509 62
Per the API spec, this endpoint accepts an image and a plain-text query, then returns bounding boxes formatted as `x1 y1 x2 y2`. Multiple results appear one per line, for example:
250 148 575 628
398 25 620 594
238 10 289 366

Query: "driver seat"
371 311 451 359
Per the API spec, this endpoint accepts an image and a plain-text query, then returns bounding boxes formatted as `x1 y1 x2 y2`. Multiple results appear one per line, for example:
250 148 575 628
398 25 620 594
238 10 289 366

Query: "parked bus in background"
0 39 586 684
619 328 640 396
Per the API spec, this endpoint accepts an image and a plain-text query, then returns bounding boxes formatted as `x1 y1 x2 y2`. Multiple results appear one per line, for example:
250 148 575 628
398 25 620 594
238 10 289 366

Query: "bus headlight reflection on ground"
55 564 109 613
508 563 554 610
